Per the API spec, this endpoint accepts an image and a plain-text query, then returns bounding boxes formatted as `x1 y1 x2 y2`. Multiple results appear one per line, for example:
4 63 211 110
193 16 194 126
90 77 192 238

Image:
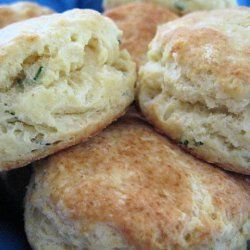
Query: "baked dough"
0 1 53 28
25 115 250 250
0 9 136 171
105 2 178 67
103 0 237 15
137 8 250 174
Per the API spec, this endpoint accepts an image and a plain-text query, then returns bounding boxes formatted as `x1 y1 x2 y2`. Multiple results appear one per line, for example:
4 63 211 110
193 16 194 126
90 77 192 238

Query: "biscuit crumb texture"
0 9 136 171
103 0 236 15
138 8 250 174
25 117 250 249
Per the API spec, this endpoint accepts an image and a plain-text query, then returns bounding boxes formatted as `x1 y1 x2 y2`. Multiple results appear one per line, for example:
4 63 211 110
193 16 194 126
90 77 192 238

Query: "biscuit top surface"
147 8 250 102
0 1 53 28
105 2 178 66
30 116 250 249
103 0 237 14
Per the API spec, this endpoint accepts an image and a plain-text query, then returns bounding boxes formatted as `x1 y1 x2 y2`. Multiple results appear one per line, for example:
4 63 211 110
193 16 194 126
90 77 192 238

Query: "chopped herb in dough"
33 66 43 81
174 3 185 12
15 66 44 89
122 90 130 97
179 139 189 147
5 110 15 116
194 141 204 147
16 78 24 91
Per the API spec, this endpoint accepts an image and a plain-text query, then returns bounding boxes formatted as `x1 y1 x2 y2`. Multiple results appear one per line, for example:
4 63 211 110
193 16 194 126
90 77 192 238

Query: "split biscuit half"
0 9 136 171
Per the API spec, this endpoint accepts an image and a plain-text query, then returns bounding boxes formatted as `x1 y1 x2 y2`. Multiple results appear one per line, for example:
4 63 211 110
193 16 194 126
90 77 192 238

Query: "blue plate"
0 0 103 12
0 0 249 249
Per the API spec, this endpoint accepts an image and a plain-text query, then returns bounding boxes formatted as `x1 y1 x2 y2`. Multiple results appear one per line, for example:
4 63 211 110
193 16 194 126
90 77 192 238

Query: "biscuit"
25 115 250 250
105 2 178 67
103 0 237 15
137 8 250 174
0 1 53 28
0 9 136 171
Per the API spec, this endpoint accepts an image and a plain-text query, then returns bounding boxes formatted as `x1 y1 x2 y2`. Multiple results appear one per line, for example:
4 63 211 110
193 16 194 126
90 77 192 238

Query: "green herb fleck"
118 38 122 45
7 117 19 123
179 139 189 147
194 141 204 147
5 110 15 116
175 3 185 12
16 78 24 91
122 91 130 97
16 79 23 84
33 66 43 81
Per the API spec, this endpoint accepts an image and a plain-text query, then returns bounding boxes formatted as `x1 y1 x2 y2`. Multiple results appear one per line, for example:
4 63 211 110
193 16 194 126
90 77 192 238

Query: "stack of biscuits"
0 1 249 250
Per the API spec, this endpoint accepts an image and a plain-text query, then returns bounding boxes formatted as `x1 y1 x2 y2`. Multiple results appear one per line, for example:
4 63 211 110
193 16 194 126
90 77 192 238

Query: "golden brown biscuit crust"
103 0 237 15
105 2 178 67
0 1 53 28
26 115 250 249
151 8 250 98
